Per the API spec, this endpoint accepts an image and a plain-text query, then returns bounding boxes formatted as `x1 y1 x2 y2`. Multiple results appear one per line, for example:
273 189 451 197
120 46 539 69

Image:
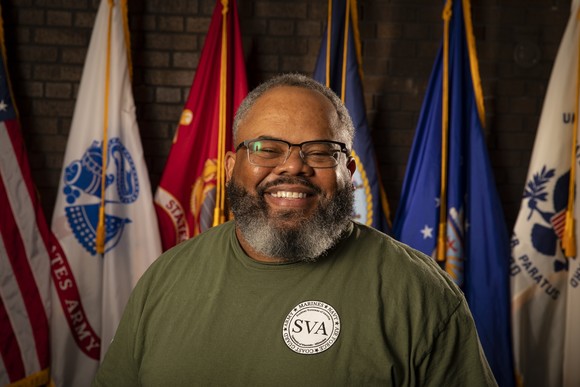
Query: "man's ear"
225 151 236 182
346 156 356 180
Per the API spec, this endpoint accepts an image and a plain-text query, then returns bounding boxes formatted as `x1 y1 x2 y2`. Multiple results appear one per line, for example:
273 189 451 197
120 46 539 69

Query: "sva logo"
282 301 340 355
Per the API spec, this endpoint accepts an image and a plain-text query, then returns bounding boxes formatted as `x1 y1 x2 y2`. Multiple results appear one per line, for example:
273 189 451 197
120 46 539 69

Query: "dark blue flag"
313 0 390 233
392 1 514 385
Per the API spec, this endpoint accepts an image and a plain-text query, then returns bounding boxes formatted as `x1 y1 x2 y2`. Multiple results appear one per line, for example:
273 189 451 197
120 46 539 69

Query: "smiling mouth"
270 191 308 199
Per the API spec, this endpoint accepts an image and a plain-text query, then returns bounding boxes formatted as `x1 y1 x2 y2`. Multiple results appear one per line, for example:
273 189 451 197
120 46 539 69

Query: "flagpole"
437 0 452 263
462 0 485 127
325 0 332 87
213 0 229 226
340 0 350 101
121 0 133 80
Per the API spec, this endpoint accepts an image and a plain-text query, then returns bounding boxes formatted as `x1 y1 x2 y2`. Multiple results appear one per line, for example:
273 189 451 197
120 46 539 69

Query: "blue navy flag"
392 1 514 385
313 0 390 233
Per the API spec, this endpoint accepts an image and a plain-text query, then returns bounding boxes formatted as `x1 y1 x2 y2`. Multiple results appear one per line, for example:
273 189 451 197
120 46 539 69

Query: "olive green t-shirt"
93 221 496 386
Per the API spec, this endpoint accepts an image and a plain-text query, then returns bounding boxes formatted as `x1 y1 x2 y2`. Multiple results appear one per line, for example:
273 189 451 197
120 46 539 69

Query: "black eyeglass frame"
235 137 351 168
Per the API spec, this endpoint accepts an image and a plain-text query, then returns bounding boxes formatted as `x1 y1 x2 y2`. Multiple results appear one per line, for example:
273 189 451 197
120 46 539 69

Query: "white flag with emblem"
50 0 161 385
511 0 580 385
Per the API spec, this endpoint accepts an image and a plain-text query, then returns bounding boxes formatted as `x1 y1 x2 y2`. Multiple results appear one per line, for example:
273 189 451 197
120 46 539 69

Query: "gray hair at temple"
232 73 355 149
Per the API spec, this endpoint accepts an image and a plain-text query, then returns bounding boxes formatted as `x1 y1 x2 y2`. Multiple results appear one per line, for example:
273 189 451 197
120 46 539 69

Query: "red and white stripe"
0 119 51 385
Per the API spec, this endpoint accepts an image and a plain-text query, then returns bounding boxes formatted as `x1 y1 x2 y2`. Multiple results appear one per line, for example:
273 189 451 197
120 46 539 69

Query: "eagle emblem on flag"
523 165 571 273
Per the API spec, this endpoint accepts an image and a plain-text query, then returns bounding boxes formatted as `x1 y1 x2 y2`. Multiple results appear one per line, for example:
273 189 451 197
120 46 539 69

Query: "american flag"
0 21 52 386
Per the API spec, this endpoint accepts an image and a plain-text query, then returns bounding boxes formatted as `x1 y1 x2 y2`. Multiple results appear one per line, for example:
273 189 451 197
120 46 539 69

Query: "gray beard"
226 176 354 262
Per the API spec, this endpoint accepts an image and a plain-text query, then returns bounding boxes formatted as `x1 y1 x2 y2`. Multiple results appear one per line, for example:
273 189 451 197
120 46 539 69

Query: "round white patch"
282 300 341 355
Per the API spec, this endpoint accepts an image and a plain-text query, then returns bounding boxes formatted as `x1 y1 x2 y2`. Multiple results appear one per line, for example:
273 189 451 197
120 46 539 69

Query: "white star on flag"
420 225 433 239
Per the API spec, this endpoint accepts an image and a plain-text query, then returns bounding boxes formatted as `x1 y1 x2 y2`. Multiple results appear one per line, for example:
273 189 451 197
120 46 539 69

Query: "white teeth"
271 191 307 199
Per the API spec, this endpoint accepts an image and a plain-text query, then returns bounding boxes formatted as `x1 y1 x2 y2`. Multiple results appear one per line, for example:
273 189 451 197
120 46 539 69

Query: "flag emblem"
351 153 373 224
62 137 138 255
445 207 465 286
190 158 217 234
519 165 570 272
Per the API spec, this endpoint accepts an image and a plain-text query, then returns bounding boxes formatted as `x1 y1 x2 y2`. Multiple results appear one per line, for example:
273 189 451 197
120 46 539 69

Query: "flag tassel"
96 206 106 254
562 211 576 257
436 222 447 262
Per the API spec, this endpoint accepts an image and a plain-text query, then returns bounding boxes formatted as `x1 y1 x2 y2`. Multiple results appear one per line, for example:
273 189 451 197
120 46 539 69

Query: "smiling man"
93 74 497 386
226 82 356 263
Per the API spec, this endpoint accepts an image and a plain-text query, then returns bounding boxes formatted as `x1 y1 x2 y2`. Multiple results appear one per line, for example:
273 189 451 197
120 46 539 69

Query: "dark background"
2 0 570 231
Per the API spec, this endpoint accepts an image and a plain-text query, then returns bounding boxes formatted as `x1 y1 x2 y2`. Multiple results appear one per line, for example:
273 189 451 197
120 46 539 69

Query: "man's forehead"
235 86 339 139
254 85 327 105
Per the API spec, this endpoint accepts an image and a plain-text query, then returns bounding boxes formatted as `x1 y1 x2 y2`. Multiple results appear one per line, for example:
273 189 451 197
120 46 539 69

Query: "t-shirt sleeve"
418 297 499 387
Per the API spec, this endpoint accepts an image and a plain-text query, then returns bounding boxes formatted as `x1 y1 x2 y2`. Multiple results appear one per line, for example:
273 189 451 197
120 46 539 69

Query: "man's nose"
275 146 313 175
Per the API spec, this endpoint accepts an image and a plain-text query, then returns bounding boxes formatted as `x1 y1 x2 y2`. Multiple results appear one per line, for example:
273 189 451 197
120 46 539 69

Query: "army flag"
392 0 514 385
154 0 248 251
511 0 580 385
50 0 162 385
313 0 391 232
0 11 52 386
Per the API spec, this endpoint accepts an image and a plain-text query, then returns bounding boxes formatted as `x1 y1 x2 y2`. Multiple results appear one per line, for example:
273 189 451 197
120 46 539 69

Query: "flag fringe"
5 368 50 387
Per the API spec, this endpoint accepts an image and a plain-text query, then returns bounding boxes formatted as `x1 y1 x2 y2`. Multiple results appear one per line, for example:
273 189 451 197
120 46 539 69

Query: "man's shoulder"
165 220 234 254
349 221 464 300
142 221 235 277
349 221 434 264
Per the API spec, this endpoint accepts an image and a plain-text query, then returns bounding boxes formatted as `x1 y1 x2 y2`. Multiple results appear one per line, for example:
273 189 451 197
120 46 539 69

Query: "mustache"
256 176 322 196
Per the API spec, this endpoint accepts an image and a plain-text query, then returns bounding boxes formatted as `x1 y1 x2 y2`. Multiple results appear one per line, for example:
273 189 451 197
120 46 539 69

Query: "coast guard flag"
155 0 248 251
0 15 51 386
313 0 390 232
392 0 514 385
50 0 161 385
511 0 580 385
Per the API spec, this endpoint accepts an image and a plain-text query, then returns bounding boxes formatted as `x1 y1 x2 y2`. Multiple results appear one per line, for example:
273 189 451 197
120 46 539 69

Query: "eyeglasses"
235 138 350 168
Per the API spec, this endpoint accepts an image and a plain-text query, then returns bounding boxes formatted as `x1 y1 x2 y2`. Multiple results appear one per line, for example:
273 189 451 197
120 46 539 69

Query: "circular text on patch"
282 300 341 355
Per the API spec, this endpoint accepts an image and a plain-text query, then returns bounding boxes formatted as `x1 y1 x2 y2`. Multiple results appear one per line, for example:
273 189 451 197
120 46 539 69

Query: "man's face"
225 86 356 262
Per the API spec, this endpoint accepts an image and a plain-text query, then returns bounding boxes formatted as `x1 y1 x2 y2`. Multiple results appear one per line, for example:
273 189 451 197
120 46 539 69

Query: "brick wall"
2 0 571 231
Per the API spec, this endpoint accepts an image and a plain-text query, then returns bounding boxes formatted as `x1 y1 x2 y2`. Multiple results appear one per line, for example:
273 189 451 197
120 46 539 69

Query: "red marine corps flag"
155 0 248 251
